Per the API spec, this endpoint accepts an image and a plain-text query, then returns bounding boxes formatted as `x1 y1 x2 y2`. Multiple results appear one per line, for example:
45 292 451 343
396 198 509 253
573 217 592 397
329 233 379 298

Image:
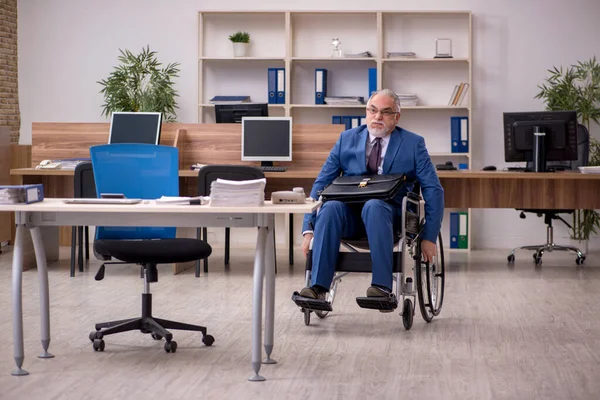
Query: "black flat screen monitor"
503 110 578 168
241 117 292 167
215 103 268 123
108 112 162 144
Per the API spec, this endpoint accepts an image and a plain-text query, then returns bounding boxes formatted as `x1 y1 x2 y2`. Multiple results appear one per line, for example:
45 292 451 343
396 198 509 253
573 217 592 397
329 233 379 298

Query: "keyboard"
260 166 287 172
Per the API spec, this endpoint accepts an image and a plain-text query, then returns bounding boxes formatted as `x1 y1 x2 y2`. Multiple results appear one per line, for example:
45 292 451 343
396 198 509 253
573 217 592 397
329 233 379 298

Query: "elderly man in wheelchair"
291 89 445 328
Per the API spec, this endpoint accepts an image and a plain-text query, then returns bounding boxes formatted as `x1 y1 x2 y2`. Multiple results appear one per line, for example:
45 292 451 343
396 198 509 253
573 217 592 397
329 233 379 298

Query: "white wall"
17 0 600 250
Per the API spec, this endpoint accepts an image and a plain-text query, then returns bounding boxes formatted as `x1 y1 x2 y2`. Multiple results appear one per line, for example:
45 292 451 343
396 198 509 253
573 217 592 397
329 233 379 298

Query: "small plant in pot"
229 31 250 57
536 56 600 248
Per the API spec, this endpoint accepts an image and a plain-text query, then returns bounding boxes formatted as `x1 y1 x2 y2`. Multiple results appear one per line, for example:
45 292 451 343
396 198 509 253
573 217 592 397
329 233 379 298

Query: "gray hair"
367 89 402 113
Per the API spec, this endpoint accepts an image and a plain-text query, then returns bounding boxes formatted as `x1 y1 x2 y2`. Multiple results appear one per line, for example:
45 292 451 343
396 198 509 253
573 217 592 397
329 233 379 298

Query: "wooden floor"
1 245 600 400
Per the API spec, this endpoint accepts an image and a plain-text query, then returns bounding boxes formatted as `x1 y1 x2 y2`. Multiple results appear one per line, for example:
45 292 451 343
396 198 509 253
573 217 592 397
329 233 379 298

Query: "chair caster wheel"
93 339 105 352
534 256 542 265
89 331 102 342
151 333 163 340
507 254 515 263
164 341 177 353
303 309 310 326
576 256 585 265
202 334 215 346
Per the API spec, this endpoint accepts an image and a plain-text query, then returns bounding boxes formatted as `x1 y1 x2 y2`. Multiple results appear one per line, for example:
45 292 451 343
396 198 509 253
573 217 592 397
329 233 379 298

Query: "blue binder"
450 212 459 248
276 68 285 104
450 117 462 153
267 68 278 104
368 67 377 99
341 116 353 130
332 116 342 125
315 69 327 104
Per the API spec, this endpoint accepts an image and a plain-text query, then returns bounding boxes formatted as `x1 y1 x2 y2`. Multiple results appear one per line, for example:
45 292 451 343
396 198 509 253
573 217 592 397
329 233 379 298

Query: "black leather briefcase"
319 174 407 204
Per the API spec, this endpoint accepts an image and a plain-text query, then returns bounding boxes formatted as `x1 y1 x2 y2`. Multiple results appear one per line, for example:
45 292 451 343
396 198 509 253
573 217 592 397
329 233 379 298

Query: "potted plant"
536 56 600 247
98 45 180 121
229 31 250 57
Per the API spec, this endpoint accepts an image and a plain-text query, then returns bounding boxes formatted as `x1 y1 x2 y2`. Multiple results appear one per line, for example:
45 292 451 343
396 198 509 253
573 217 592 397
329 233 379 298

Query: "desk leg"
11 225 28 376
289 214 294 265
30 227 54 359
249 226 267 382
263 215 277 365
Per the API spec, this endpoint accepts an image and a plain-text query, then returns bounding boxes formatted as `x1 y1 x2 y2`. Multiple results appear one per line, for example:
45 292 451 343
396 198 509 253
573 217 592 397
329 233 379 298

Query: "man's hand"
301 233 314 257
421 239 437 263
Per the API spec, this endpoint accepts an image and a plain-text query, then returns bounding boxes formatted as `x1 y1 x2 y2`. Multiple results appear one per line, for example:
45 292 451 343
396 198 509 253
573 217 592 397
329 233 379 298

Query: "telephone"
272 187 306 204
36 160 62 169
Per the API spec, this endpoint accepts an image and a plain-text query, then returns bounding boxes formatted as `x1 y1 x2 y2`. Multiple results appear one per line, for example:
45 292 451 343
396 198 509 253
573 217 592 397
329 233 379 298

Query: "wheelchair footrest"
356 294 398 311
291 292 333 312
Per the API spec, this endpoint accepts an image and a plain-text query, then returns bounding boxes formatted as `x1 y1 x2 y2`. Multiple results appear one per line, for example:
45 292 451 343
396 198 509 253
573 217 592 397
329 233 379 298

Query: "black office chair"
70 162 96 277
88 144 215 353
507 124 589 265
195 164 265 276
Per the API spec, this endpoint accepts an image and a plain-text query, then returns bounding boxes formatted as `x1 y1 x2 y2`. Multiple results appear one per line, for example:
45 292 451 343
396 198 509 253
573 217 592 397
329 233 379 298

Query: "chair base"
507 224 586 265
89 293 214 352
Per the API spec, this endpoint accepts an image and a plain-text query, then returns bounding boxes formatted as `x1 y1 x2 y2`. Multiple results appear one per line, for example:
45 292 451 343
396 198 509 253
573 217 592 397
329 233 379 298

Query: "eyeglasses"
366 106 399 117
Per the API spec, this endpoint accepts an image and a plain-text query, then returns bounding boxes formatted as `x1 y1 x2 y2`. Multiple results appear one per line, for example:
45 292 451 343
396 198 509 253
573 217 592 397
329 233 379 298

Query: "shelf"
291 57 377 62
199 103 286 108
290 104 366 108
382 58 469 63
199 57 285 61
430 152 470 157
447 248 470 253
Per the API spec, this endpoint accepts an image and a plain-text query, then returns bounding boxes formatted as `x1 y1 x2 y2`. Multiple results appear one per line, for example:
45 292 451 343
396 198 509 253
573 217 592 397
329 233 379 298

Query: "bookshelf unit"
198 10 473 251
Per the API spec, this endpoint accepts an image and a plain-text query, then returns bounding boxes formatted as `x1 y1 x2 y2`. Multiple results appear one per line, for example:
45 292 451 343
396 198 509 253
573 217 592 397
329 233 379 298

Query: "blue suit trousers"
310 199 400 291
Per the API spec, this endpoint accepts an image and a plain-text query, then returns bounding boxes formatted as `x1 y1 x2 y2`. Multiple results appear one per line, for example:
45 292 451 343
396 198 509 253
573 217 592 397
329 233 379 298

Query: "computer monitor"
241 117 292 167
503 110 578 172
108 112 162 144
215 103 268 123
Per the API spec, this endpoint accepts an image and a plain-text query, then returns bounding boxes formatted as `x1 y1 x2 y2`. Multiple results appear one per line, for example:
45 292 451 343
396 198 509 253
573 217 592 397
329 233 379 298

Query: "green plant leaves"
228 31 250 43
97 45 180 121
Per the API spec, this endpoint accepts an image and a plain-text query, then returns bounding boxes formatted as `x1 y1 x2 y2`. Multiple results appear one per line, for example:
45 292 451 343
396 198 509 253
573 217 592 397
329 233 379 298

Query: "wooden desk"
437 170 600 209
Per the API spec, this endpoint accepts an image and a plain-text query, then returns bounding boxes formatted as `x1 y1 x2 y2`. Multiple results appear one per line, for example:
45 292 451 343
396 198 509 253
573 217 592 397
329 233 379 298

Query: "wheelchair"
292 191 445 330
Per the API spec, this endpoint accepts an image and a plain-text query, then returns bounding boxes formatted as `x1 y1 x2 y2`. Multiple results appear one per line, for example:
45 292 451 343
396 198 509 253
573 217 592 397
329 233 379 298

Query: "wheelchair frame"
300 192 445 330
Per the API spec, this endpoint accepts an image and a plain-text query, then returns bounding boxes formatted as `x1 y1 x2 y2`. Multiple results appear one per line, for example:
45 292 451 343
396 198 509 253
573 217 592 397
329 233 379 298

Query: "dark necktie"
367 137 382 175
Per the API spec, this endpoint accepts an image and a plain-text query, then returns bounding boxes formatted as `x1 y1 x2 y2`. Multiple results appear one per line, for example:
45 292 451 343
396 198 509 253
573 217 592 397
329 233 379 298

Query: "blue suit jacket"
302 125 444 243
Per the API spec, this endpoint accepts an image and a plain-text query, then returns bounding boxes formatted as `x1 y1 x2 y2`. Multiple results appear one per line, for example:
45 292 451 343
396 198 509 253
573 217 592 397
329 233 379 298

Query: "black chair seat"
94 239 212 264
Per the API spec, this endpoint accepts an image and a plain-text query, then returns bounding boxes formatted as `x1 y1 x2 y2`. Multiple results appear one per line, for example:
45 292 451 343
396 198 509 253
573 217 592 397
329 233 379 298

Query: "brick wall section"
0 0 20 143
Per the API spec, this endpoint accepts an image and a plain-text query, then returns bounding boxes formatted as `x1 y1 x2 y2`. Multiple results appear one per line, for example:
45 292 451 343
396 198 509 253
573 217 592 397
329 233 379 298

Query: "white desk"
0 198 319 381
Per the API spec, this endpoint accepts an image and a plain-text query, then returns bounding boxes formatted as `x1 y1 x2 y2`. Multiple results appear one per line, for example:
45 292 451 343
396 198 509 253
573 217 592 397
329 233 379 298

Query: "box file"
0 184 44 204
368 67 377 99
276 69 285 104
315 69 327 104
449 212 459 248
267 68 278 104
458 211 468 249
450 116 468 153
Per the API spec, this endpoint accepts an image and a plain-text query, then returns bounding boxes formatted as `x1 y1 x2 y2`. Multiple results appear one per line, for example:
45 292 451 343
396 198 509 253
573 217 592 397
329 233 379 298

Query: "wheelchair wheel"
415 231 446 322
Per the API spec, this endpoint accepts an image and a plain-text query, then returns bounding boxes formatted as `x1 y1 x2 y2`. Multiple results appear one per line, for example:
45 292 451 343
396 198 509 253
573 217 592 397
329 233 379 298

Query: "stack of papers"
209 178 266 207
387 52 416 58
209 96 251 104
578 166 600 174
344 51 372 58
324 96 365 105
397 93 419 106
156 196 210 205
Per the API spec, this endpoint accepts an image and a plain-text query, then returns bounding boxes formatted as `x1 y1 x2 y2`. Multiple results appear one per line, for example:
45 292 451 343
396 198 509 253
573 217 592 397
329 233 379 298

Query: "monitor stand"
532 126 547 173
261 161 274 167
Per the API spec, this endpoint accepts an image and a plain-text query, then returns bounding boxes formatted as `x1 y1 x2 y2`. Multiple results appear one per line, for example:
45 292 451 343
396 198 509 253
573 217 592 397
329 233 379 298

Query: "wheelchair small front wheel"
402 298 413 330
315 310 329 319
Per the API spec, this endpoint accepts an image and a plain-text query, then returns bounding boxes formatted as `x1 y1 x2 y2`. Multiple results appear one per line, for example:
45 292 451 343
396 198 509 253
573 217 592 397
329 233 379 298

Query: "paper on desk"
156 196 210 205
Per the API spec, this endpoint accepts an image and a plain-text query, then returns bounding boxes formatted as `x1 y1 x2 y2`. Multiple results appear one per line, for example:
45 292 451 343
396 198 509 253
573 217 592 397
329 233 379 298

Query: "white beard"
368 124 389 138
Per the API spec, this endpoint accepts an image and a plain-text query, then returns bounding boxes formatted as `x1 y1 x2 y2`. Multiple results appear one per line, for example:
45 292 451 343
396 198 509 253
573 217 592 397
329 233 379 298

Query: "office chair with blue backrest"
507 124 589 266
88 144 214 353
70 162 96 277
